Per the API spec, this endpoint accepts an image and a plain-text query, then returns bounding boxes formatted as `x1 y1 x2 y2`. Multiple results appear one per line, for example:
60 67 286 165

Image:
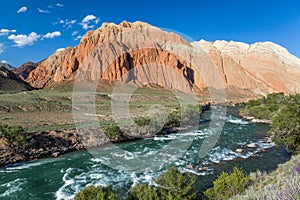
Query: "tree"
156 166 198 200
270 104 300 154
127 184 160 200
74 185 118 200
204 167 250 200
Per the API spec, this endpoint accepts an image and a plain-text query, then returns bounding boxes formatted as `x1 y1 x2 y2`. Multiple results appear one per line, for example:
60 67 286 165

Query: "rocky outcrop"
14 62 38 80
25 21 300 96
0 66 33 92
0 130 84 166
26 21 200 92
197 40 300 95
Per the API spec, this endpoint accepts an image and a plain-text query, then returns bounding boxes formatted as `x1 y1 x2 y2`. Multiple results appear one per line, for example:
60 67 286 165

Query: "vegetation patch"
241 93 300 155
0 123 31 147
75 185 119 200
204 167 250 200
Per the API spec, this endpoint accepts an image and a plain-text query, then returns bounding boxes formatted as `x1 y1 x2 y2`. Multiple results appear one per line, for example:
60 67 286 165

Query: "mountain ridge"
23 20 300 96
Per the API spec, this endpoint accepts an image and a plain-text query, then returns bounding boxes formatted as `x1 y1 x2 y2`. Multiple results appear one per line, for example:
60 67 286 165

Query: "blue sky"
1 0 300 67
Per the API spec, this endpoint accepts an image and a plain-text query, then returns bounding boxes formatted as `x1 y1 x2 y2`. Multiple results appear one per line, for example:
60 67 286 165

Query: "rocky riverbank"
0 130 85 166
0 126 186 167
240 115 272 124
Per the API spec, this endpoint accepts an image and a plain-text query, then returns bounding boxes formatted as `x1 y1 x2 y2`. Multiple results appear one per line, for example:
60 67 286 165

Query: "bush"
128 184 160 200
134 117 151 127
155 166 198 200
166 110 181 127
242 93 286 119
0 123 31 147
204 167 250 200
102 123 122 140
75 185 118 200
129 166 198 200
247 106 272 119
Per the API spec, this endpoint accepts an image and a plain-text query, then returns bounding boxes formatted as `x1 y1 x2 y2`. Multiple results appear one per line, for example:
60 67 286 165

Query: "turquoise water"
0 108 291 199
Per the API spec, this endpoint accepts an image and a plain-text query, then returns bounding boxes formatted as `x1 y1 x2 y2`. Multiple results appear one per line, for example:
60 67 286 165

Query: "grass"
0 82 257 133
230 154 300 200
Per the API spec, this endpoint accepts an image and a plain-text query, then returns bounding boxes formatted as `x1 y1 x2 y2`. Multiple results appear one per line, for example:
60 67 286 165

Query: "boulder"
236 148 243 154
247 143 256 148
186 165 194 170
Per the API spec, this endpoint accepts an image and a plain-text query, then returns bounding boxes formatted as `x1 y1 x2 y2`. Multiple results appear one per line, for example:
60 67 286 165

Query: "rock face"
13 62 38 80
25 21 300 96
0 66 33 92
197 40 300 95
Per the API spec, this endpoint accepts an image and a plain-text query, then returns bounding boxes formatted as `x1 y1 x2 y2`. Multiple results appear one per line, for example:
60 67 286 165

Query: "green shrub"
166 110 181 127
155 166 198 200
102 123 122 140
128 184 160 200
247 106 272 119
74 185 118 200
134 117 151 127
242 93 286 119
129 166 198 200
204 167 250 200
0 123 31 147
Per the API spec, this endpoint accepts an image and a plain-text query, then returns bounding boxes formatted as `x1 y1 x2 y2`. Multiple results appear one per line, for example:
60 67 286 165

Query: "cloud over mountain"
80 14 100 30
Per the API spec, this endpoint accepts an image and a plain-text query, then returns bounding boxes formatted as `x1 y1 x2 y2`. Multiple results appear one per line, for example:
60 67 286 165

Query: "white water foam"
0 178 27 198
226 115 249 125
5 158 60 171
56 168 76 200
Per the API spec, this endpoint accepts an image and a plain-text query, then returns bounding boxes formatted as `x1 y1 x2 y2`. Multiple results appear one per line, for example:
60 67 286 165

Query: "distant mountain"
25 21 300 96
0 66 33 93
0 62 15 71
14 62 38 80
196 40 300 95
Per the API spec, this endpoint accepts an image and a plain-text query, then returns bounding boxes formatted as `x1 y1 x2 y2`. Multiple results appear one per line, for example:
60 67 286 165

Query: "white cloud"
37 8 50 13
0 43 4 54
56 48 65 52
17 6 27 13
56 19 76 29
80 14 100 30
75 35 82 41
71 31 79 36
82 15 97 23
56 3 64 7
0 29 17 36
43 31 61 39
8 32 40 47
1 60 7 63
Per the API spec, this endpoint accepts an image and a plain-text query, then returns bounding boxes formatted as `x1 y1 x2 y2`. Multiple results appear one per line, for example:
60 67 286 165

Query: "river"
0 107 291 199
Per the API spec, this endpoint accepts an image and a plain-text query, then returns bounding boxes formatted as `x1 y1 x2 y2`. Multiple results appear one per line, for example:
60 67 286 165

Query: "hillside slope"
0 66 33 92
